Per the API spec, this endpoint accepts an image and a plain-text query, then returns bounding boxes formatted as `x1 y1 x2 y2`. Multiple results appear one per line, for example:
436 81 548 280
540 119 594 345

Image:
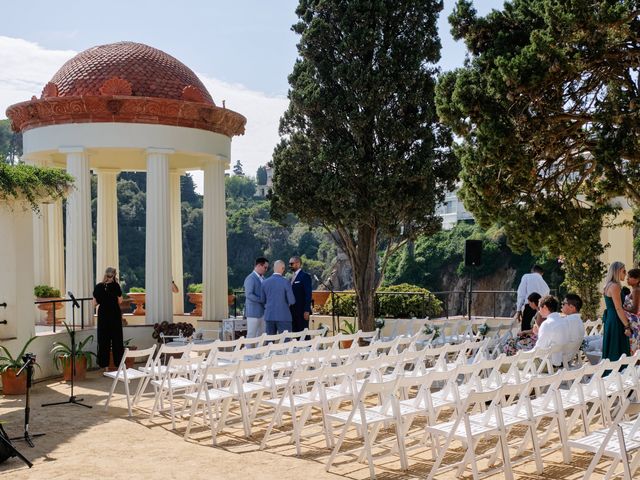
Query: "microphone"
68 291 80 309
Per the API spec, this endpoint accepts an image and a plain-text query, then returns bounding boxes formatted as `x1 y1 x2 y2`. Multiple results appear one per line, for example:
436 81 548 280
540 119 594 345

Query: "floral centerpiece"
152 321 196 343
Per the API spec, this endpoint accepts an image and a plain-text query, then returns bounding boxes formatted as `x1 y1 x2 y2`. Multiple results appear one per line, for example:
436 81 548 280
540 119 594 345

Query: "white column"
64 147 93 325
203 158 228 320
96 169 120 279
47 199 65 293
170 170 184 315
32 200 50 287
214 160 229 319
146 148 173 324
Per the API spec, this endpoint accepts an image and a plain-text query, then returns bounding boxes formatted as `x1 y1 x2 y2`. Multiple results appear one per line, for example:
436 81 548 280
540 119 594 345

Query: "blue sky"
0 0 504 181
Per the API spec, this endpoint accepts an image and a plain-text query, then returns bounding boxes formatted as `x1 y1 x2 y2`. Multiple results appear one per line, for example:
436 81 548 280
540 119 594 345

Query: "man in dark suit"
289 256 312 332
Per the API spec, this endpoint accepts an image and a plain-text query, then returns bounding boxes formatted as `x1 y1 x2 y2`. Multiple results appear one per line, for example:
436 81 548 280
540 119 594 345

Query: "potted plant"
0 336 38 395
312 290 331 310
128 287 146 315
187 283 203 316
34 284 65 325
339 319 358 349
50 323 96 382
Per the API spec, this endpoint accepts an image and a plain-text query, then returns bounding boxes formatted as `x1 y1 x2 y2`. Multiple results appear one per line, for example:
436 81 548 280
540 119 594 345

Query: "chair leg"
123 378 133 417
104 375 119 411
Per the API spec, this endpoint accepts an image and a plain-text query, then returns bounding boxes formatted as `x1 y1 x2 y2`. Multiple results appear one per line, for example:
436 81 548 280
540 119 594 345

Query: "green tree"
232 160 244 176
434 0 637 318
271 0 458 330
256 165 268 186
225 175 256 202
0 119 22 164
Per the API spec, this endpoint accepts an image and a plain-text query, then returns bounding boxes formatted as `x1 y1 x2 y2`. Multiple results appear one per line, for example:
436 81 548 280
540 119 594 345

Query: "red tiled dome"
48 41 214 104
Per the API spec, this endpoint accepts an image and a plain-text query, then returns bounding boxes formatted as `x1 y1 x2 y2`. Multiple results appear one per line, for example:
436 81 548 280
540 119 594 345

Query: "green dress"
602 295 630 361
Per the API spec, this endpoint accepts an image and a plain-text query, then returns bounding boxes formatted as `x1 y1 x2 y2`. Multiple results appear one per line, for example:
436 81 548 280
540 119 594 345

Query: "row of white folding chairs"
325 350 640 479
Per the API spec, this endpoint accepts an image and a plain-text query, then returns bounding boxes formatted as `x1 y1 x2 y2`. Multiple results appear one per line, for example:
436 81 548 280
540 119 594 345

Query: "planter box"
36 297 65 325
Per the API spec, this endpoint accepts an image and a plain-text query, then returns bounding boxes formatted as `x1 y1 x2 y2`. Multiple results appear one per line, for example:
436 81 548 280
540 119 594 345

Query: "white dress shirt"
516 273 550 310
564 313 585 345
536 312 570 366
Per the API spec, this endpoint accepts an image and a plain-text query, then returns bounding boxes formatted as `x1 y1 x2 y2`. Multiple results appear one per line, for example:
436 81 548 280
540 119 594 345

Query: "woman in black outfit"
93 267 124 369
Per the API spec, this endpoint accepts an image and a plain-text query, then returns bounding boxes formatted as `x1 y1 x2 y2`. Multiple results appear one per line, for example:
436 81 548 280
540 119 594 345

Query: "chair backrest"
117 345 157 381
236 336 263 350
356 329 380 344
305 327 329 339
289 337 318 352
165 353 205 382
281 330 306 342
259 331 287 344
214 337 244 352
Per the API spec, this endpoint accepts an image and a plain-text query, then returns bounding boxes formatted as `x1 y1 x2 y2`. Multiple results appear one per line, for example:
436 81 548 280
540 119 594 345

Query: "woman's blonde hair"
102 266 117 283
603 261 625 293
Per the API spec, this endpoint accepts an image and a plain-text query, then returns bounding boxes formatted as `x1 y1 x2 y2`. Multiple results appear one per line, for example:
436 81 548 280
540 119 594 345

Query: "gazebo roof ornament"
6 41 245 137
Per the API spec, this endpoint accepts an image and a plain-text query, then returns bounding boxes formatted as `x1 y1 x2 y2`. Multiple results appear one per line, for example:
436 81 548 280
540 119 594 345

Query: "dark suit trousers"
291 312 308 333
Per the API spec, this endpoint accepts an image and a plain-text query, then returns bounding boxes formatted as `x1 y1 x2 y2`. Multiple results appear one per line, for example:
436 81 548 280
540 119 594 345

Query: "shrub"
187 283 203 293
320 284 442 319
320 291 357 316
34 285 61 298
129 287 145 293
376 283 442 318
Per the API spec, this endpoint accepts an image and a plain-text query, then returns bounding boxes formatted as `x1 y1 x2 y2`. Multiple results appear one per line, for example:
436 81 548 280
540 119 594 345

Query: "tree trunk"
339 223 379 331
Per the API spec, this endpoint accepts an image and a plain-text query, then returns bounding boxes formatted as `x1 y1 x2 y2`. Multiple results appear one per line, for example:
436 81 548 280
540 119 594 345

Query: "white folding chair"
569 399 640 480
426 386 513 480
325 377 406 478
260 365 329 455
104 345 157 417
150 354 204 429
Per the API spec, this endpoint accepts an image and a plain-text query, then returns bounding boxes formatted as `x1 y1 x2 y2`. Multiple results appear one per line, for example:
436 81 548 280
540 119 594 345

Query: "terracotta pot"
188 292 203 316
1 368 27 395
227 294 236 306
128 293 146 315
36 297 65 325
107 346 137 371
340 340 353 349
60 356 87 382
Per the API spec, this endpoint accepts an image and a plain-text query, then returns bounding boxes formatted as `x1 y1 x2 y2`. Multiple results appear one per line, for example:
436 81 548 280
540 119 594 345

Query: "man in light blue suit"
243 257 269 338
260 260 296 334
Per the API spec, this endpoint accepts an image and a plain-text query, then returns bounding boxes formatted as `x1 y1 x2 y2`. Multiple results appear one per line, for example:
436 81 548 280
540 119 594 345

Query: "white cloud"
0 36 288 192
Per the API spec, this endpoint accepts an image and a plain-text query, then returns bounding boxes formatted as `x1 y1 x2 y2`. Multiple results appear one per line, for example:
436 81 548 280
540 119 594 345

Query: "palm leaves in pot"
50 322 97 371
0 336 39 373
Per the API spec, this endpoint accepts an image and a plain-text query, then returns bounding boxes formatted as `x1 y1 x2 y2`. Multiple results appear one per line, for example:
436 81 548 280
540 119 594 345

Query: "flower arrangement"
152 321 196 343
478 323 490 337
34 285 61 298
423 323 440 339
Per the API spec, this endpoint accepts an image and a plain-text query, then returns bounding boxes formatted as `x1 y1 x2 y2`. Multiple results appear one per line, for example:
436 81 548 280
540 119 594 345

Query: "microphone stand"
10 354 44 448
315 275 337 334
42 292 91 409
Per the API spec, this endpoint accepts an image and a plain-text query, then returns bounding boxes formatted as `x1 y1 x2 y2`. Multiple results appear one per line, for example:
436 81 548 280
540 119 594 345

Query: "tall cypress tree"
272 0 457 329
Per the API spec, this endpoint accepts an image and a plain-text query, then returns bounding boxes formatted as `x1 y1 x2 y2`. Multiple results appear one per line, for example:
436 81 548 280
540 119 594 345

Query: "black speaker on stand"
464 240 483 320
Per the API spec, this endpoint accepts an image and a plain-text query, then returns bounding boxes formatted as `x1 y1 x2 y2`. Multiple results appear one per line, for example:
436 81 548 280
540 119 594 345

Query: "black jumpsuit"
93 281 124 368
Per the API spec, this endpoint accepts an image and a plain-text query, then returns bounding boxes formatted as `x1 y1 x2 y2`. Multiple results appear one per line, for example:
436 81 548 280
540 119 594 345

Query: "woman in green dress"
602 261 632 362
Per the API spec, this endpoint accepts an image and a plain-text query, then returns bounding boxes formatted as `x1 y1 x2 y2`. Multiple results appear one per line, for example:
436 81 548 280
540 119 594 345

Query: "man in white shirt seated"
561 293 585 351
535 295 570 367
514 265 550 332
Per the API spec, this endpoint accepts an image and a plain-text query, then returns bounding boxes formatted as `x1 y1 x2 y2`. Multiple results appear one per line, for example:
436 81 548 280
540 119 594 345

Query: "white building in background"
436 187 474 229
256 164 273 197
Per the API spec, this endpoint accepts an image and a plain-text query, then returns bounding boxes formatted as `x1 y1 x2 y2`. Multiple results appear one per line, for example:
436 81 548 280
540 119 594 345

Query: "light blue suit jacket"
243 271 264 318
260 273 295 322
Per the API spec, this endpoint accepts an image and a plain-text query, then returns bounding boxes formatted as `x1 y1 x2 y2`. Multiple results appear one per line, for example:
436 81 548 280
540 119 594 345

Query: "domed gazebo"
6 41 246 324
